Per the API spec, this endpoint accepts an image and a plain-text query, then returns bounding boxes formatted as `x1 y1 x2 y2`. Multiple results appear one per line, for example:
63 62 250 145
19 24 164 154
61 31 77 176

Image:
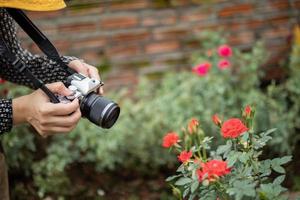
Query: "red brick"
270 1 290 10
160 16 177 25
107 44 140 58
170 0 191 6
145 41 180 54
142 17 159 26
224 19 264 30
53 40 72 52
110 1 149 10
105 70 138 89
228 32 254 45
66 7 105 17
294 0 300 9
58 23 97 33
153 27 188 40
181 12 209 22
100 15 138 29
111 31 150 43
262 28 291 39
142 15 176 26
81 51 102 65
219 4 254 17
72 37 107 50
268 14 290 25
27 10 63 20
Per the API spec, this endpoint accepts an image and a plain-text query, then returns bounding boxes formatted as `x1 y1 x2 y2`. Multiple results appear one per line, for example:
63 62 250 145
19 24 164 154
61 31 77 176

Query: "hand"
12 82 81 137
68 60 104 95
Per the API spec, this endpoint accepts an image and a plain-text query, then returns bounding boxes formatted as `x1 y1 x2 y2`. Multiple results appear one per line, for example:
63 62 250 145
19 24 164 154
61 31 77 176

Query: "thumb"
46 82 72 96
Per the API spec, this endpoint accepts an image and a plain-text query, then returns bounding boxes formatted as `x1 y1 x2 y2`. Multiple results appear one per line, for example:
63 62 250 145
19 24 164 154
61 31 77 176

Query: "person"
0 1 103 199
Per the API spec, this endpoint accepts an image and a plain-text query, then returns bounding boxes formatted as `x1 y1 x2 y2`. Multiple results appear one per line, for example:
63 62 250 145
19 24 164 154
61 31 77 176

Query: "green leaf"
279 156 292 165
175 177 193 186
273 175 285 185
183 187 190 198
241 132 249 142
264 128 277 135
272 165 285 174
227 152 239 167
166 174 181 182
238 152 249 163
191 181 199 193
216 143 231 155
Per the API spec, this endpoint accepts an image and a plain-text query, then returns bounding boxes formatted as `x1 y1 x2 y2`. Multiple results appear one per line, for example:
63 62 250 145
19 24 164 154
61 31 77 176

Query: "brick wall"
19 0 299 90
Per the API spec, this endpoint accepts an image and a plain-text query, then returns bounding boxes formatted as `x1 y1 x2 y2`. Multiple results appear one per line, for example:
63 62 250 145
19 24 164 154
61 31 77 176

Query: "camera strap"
0 36 60 102
6 8 76 75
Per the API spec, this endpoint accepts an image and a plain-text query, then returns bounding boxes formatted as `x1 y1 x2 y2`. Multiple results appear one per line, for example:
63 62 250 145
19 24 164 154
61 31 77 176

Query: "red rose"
212 114 222 126
192 62 212 76
221 118 248 138
162 132 179 148
188 118 199 134
218 59 231 69
218 44 232 57
244 105 251 117
197 160 230 182
178 151 192 163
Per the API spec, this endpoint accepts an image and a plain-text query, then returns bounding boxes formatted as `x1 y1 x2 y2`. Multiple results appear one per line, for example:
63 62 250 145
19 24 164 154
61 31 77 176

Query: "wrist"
12 95 30 125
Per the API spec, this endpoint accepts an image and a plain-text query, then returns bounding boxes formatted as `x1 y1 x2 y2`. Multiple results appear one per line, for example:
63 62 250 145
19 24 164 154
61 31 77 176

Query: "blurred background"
1 0 300 199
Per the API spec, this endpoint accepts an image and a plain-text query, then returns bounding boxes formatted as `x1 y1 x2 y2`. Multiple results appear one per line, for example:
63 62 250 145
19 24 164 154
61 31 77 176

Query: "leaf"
238 152 249 163
227 152 239 167
191 181 199 193
279 156 292 165
264 128 277 135
183 187 190 198
241 132 249 142
273 175 285 185
216 143 231 155
176 164 185 173
166 174 181 182
272 165 285 174
175 177 193 186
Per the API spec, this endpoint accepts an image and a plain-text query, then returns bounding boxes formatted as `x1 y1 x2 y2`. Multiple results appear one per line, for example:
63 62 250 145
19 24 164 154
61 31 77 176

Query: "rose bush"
164 106 292 200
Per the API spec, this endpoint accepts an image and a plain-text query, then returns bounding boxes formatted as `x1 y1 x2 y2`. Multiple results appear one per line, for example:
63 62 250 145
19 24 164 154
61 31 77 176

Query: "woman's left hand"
67 60 104 95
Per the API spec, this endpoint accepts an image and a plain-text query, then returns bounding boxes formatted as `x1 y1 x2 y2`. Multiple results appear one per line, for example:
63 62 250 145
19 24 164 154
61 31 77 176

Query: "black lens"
80 93 120 128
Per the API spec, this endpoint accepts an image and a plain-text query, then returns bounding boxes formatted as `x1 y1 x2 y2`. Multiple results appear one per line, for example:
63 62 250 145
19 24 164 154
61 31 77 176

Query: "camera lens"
80 93 120 128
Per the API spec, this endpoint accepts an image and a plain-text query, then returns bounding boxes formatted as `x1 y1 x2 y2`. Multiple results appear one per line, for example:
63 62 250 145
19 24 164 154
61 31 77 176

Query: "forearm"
12 96 28 125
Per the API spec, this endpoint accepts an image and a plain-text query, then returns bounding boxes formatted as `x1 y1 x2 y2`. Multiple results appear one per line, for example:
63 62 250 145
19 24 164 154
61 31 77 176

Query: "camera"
57 73 120 129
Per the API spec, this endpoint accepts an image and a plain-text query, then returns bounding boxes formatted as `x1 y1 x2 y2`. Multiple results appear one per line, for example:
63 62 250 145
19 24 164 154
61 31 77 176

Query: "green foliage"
165 108 291 200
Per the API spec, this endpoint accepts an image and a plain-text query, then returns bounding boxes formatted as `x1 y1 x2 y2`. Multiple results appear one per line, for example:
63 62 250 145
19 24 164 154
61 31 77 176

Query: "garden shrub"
163 107 292 200
1 31 299 196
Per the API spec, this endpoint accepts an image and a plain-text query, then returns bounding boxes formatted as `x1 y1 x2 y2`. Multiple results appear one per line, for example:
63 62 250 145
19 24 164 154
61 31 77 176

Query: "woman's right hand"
12 82 81 137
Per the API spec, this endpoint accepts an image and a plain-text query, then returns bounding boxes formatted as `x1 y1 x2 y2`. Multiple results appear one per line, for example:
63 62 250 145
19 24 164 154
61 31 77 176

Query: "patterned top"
0 8 76 134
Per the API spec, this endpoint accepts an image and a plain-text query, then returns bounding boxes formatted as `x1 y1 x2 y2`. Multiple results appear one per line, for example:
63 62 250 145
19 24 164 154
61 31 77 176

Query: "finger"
46 82 72 96
45 125 77 135
44 108 81 127
68 60 89 76
98 86 104 95
84 63 100 80
47 98 80 115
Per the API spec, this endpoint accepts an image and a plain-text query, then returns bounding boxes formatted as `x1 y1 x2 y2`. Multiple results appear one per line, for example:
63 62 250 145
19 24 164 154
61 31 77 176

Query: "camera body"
57 73 120 129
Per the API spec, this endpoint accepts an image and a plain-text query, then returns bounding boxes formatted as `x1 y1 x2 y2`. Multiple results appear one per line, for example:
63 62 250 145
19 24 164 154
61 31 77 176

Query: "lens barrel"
80 93 120 128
